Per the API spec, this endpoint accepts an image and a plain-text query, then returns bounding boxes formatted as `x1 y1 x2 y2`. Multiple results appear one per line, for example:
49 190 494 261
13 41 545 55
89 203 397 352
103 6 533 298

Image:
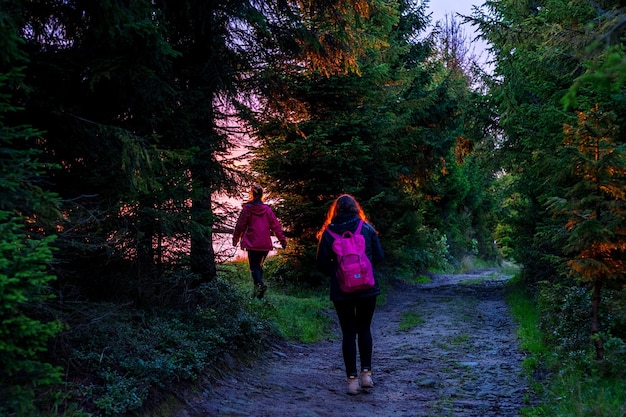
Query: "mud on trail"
173 269 533 417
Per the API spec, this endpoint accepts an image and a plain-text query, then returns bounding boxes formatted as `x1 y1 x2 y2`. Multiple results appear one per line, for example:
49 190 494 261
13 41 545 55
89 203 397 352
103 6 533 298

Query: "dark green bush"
0 214 62 416
263 244 324 288
537 280 593 364
386 227 451 275
57 277 274 416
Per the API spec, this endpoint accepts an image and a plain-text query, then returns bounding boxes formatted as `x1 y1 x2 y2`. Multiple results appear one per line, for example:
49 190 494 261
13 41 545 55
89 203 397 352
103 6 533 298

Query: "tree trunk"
591 279 604 361
190 183 217 283
136 207 157 301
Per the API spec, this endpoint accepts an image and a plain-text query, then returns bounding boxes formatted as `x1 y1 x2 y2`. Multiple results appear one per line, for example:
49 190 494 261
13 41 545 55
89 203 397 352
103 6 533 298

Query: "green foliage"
264 244 324 287
537 281 592 356
536 279 626 363
472 0 626 364
221 257 335 343
429 149 501 266
549 60 626 359
509 275 626 417
472 0 589 281
383 208 451 275
552 104 626 284
539 375 626 417
0 11 63 414
0 214 62 416
59 277 272 415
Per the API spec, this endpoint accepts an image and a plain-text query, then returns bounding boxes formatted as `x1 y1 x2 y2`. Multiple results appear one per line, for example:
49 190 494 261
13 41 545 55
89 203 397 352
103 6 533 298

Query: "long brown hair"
316 194 369 240
247 185 263 203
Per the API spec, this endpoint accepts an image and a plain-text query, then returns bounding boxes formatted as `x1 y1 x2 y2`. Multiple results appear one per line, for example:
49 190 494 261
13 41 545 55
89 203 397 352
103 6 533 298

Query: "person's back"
232 185 286 299
236 201 276 251
316 194 383 395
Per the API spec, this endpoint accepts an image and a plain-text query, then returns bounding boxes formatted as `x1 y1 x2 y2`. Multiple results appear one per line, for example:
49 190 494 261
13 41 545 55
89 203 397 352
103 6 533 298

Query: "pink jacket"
233 201 287 251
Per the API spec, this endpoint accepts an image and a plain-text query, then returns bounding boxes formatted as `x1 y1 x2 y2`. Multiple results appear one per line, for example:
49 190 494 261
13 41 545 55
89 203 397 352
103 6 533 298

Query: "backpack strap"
325 227 339 239
355 220 364 234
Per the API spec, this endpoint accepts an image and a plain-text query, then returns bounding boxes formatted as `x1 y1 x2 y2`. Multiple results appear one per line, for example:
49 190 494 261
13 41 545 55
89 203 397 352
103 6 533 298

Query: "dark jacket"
316 213 384 302
233 201 287 251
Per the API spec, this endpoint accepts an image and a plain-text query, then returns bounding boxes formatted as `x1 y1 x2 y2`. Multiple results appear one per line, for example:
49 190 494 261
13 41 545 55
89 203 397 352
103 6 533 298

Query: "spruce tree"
252 0 469 275
0 6 62 413
475 0 626 358
555 106 626 360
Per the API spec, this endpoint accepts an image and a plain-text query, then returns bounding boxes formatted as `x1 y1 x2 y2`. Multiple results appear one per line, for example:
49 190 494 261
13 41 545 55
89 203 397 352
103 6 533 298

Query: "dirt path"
173 269 533 417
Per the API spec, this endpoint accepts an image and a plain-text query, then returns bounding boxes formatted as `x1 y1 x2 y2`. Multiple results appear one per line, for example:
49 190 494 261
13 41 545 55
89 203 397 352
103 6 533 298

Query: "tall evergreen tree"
0 5 62 413
252 0 473 276
18 0 194 301
474 0 626 357
553 12 626 359
472 0 591 280
550 106 626 360
424 13 501 264
14 0 396 299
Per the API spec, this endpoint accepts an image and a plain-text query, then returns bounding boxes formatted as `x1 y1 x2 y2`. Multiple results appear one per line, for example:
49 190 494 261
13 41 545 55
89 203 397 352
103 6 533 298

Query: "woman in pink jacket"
232 185 287 299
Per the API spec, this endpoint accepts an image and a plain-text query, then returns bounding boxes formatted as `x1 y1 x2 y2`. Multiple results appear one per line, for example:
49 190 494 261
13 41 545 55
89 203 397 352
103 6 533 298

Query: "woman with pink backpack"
316 194 384 395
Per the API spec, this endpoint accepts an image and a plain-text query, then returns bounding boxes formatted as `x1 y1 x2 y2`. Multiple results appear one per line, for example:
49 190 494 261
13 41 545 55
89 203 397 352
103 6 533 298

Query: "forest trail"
173 269 533 417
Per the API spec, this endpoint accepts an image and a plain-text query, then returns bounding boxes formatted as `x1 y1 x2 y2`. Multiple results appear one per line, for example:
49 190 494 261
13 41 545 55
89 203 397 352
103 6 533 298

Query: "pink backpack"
326 220 375 293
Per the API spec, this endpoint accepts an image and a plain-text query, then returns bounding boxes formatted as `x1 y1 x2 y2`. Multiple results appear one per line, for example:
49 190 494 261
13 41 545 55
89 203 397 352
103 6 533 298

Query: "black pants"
247 250 269 286
333 296 377 378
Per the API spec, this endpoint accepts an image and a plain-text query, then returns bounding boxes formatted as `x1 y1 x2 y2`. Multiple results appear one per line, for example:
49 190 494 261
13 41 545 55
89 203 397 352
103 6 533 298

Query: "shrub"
0 214 62 416
264 243 324 288
537 281 592 357
58 277 273 415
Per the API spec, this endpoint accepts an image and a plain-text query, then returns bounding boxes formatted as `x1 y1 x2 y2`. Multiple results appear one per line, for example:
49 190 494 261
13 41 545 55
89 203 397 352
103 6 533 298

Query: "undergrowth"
506 275 626 417
50 276 274 417
224 258 336 343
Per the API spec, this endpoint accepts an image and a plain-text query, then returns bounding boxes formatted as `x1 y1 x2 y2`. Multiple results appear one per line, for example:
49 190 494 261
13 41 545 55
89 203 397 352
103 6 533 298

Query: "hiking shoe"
255 283 268 299
347 376 361 395
360 370 374 388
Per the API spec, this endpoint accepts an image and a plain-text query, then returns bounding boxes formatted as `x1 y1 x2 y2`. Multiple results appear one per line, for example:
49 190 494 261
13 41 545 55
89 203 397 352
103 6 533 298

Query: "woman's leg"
333 300 358 377
247 250 269 298
355 296 377 371
247 250 269 285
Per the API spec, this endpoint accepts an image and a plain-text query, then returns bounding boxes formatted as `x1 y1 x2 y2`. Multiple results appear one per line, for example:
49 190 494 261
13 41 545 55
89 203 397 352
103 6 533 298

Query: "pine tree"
475 0 626 358
0 6 62 413
16 0 396 297
252 0 470 275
